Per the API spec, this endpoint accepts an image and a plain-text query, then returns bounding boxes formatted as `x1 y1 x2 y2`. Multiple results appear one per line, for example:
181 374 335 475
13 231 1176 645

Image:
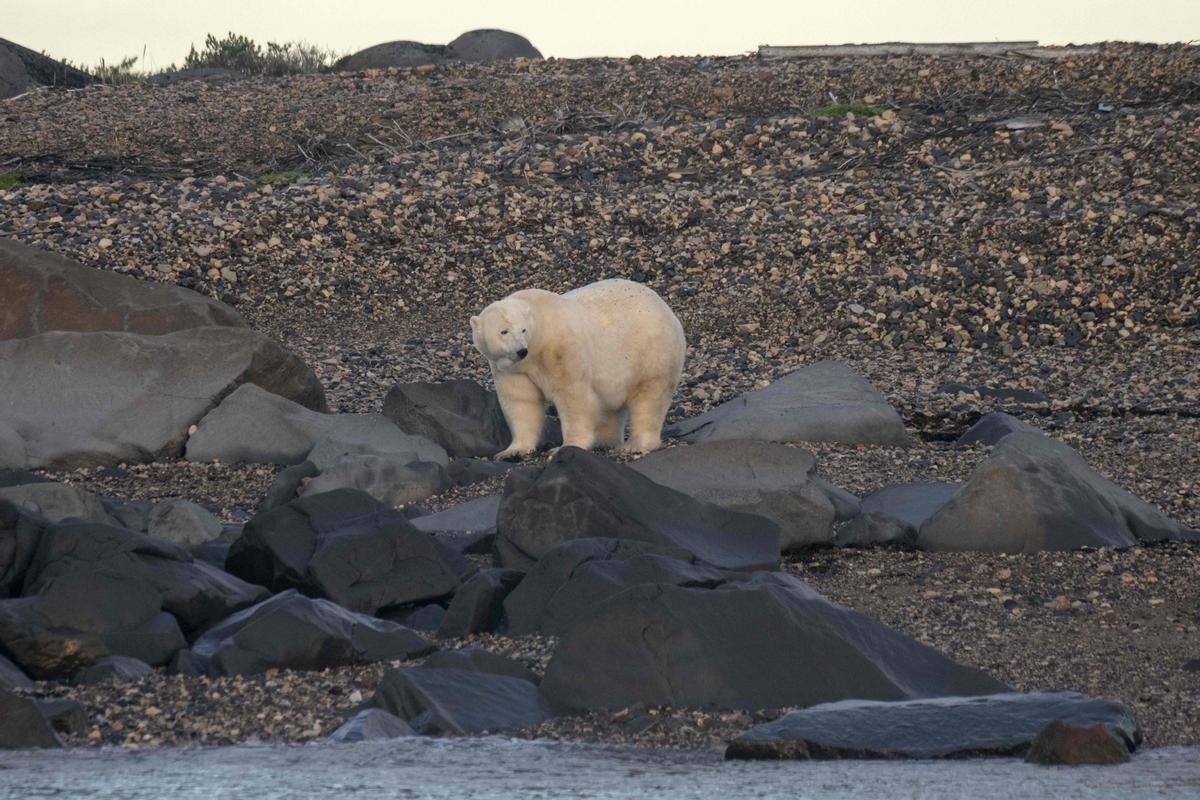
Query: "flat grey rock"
837 482 959 548
632 441 847 551
667 361 909 447
412 495 500 536
0 483 115 525
0 327 325 469
307 416 449 472
373 666 552 735
185 384 333 465
0 689 62 749
726 692 1140 760
919 432 1197 552
0 653 33 691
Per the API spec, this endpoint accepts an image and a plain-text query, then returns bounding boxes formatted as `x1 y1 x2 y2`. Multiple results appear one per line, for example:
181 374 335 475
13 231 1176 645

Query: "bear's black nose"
516 348 529 360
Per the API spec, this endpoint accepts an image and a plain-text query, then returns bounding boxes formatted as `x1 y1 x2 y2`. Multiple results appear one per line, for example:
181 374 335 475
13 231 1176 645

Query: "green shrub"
0 172 25 190
812 101 885 117
183 32 341 76
256 170 304 185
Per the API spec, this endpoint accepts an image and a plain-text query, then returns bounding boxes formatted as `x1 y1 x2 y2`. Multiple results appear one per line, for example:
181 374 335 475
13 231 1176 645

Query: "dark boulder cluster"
339 30 542 73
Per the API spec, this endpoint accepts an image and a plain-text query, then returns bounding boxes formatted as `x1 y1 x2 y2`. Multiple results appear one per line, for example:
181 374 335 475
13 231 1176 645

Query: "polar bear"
471 279 686 459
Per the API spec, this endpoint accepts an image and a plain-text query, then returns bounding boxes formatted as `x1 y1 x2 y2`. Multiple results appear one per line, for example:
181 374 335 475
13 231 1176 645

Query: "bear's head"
471 299 534 370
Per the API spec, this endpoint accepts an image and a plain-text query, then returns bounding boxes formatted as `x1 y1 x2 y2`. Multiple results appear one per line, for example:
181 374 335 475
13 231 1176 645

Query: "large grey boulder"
0 421 27 469
373 665 552 735
303 456 449 508
631 441 855 551
836 482 958 548
307 416 449 471
147 499 222 546
918 432 1199 552
190 590 435 676
496 447 780 572
73 654 153 686
726 692 1141 760
667 361 909 447
340 41 455 71
227 489 465 615
539 571 1007 714
446 30 543 62
0 689 62 749
0 327 326 469
0 238 245 339
0 482 115 525
0 38 95 89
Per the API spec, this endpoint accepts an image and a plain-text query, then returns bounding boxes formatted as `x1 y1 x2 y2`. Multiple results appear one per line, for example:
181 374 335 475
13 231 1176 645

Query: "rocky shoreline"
2 45 1198 761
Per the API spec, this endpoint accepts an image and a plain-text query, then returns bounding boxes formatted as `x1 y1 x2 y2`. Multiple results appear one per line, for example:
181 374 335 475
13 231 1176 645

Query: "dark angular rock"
0 652 34 690
0 689 62 748
836 482 958 548
631 441 847 550
190 590 434 676
340 41 455 72
540 572 1007 713
107 498 156 532
919 432 1198 552
436 568 524 638
956 411 1040 447
496 448 780 572
0 37 95 89
328 708 415 742
167 648 205 677
388 603 447 632
504 538 732 636
0 469 49 489
421 646 539 684
21 520 267 635
373 666 552 735
667 361 910 447
726 692 1139 760
0 572 186 679
0 498 44 597
412 495 500 556
147 498 222 546
383 379 512 458
1025 720 1133 765
228 489 464 615
73 654 154 685
306 420 448 472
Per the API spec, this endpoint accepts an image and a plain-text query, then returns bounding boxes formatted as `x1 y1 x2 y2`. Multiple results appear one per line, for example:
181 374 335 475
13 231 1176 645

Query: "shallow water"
2 738 1198 800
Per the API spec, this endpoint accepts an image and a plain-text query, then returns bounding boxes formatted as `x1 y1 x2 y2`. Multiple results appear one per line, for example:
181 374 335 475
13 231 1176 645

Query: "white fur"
471 279 686 459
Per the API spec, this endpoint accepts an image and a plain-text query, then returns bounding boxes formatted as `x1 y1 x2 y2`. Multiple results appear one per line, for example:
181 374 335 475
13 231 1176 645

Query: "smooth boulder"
185 384 333 465
190 590 435 676
412 495 500 555
340 41 454 71
73 655 153 685
436 568 524 638
1025 720 1132 765
147 499 222 546
227 489 464 615
919 432 1198 552
306 417 449 471
956 411 1040 447
0 237 245 339
667 361 909 447
540 572 1007 713
631 441 853 550
447 30 542 62
496 447 780 572
0 482 115 525
726 692 1140 760
383 379 512 458
836 482 958 548
0 327 326 468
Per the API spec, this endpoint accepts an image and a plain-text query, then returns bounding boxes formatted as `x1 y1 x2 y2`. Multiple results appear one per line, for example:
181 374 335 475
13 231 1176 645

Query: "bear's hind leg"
493 371 547 460
594 409 626 450
622 382 673 454
553 387 602 453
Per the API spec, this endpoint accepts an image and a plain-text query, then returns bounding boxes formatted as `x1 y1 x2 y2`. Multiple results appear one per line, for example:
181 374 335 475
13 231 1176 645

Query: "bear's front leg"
493 370 546 460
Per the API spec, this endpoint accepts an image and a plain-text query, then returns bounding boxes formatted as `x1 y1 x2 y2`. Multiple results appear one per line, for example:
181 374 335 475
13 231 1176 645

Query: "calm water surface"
2 738 1198 799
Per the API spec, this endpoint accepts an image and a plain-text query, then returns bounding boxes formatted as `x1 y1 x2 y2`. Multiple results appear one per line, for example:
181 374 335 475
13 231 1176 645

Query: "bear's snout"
516 348 529 360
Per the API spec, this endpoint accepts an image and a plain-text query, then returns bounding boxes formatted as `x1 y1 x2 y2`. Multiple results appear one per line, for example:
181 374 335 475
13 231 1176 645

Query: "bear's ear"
469 315 479 332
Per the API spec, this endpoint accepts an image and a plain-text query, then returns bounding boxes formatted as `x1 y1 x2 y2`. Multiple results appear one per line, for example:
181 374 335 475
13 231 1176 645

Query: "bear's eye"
521 328 526 333
500 329 508 335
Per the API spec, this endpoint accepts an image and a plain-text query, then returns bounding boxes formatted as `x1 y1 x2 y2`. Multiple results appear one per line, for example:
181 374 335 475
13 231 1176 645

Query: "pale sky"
6 0 1199 72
